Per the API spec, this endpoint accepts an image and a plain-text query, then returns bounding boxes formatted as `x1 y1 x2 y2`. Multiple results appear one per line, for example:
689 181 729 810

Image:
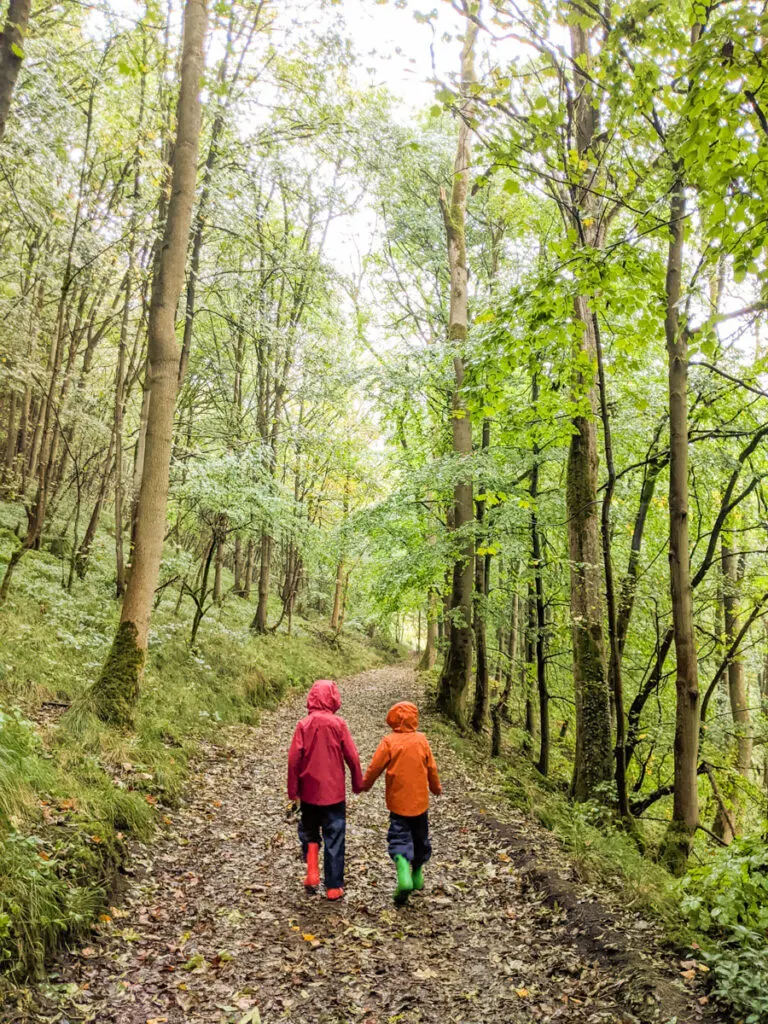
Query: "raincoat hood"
386 701 419 733
306 679 342 714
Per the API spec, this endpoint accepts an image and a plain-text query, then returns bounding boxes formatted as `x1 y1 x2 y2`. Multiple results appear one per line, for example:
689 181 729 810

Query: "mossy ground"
0 502 397 981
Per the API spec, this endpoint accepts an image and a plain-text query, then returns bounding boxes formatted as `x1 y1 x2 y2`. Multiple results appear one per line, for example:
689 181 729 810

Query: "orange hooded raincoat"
362 702 441 817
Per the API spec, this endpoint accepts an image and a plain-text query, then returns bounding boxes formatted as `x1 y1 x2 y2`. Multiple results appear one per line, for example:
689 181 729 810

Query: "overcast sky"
327 0 465 115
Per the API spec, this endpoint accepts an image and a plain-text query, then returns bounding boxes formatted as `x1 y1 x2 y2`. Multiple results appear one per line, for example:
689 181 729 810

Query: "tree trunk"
500 584 519 720
659 178 700 874
252 531 272 632
471 419 491 733
436 15 478 727
190 532 216 647
243 537 254 600
131 354 151 553
418 590 439 671
115 61 146 599
567 22 612 802
1 389 18 488
339 570 350 632
90 0 208 727
594 312 630 817
76 436 115 578
213 529 225 604
523 591 536 751
567 300 611 800
714 541 752 842
233 534 243 595
0 0 31 141
330 556 344 631
531 438 548 777
617 438 666 654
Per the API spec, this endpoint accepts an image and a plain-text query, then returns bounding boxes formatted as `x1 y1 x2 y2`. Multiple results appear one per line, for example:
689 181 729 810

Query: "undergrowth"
425 676 767 1022
681 837 768 1023
426 713 687 940
0 507 395 982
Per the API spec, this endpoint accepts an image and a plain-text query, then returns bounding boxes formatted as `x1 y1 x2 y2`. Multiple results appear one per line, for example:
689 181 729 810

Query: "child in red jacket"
287 680 363 900
362 701 442 905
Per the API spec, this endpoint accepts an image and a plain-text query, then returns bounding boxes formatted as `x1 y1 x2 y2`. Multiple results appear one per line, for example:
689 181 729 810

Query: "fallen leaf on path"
237 1010 262 1024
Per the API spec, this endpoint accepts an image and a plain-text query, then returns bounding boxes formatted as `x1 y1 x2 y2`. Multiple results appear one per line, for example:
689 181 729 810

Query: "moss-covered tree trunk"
566 21 612 801
90 0 208 727
436 12 478 727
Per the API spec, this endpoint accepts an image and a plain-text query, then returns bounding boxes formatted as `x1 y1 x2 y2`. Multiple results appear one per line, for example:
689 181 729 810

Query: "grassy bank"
0 516 396 983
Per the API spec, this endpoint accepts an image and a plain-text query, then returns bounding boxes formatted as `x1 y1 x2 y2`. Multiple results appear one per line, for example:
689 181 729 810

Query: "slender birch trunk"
90 0 209 726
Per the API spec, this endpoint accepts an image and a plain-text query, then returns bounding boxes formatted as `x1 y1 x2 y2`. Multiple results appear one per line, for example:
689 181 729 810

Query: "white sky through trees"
87 1 764 349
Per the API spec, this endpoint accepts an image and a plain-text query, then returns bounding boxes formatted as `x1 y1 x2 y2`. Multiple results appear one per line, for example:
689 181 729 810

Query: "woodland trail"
17 666 728 1024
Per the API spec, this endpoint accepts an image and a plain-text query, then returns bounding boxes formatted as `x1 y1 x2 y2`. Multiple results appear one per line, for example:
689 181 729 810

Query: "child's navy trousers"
387 810 432 869
298 800 346 889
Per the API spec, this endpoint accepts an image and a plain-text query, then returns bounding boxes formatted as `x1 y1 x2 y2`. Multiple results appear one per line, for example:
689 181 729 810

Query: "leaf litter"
2 667 731 1024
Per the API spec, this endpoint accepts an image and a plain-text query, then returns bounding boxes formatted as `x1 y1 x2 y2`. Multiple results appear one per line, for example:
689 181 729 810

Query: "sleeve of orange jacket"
340 720 364 794
361 737 391 791
425 739 442 796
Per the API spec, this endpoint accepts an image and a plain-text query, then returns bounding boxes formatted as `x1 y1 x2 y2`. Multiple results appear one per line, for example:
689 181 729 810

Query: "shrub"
681 836 768 1022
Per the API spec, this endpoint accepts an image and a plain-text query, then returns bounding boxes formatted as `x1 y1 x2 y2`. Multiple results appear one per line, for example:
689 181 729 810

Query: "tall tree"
658 175 700 873
90 0 209 726
436 8 478 726
565 18 612 801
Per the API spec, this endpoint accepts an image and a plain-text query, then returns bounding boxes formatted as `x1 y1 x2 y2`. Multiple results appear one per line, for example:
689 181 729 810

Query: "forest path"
26 665 725 1024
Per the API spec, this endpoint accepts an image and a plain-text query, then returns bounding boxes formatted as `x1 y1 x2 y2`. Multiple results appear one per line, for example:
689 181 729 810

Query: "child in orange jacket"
361 701 442 905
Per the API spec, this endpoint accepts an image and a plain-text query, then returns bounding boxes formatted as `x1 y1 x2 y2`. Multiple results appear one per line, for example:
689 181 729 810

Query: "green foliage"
681 838 768 1021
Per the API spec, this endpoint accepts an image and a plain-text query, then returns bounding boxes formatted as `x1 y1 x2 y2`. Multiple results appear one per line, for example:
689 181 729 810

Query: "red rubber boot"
304 842 320 891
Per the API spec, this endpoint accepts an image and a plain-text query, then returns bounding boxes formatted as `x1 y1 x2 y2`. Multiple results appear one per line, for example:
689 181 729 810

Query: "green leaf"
11 43 24 59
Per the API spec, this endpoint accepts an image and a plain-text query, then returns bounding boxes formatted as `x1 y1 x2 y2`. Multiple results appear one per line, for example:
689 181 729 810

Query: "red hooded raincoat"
287 680 363 805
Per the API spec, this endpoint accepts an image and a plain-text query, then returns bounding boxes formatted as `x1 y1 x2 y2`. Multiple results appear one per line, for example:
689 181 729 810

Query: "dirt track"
12 666 727 1024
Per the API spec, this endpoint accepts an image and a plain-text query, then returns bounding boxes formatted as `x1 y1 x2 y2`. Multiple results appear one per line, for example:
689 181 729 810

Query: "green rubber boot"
393 855 413 905
412 865 425 891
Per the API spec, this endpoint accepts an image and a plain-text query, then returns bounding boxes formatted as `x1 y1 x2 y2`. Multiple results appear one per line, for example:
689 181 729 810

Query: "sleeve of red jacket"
362 737 391 791
287 722 304 801
425 739 442 796
340 720 364 794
